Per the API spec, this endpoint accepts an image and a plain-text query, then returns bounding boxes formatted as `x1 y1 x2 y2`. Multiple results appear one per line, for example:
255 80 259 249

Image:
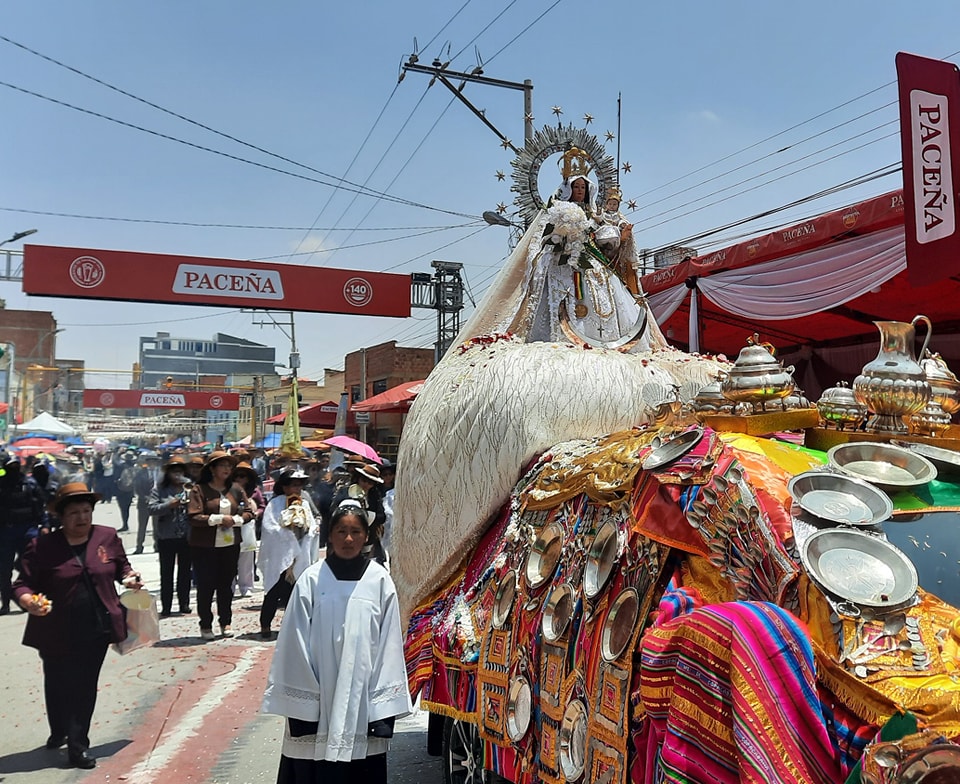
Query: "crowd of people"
0 441 407 779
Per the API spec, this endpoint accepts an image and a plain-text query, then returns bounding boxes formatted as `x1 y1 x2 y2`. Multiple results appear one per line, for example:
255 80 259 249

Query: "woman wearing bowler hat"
186 451 253 641
332 462 388 566
13 482 143 769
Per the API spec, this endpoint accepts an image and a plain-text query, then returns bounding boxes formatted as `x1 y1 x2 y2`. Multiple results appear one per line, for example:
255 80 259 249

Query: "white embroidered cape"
261 560 412 762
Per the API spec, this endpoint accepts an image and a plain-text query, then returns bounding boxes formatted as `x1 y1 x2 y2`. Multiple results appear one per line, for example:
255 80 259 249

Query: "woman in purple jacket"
13 482 143 770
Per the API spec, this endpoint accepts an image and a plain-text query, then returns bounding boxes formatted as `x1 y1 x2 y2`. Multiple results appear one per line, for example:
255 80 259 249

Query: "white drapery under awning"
647 226 906 340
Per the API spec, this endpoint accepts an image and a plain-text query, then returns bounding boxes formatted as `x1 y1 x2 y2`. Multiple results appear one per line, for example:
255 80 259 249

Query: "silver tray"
642 428 704 471
788 470 893 526
492 570 516 629
827 441 937 491
601 587 640 662
894 440 960 478
558 699 588 780
505 675 531 742
583 519 619 598
800 527 918 610
541 583 575 642
525 522 564 590
899 744 960 783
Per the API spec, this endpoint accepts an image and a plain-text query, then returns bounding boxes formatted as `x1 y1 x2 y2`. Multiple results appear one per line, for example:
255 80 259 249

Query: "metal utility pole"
401 60 533 148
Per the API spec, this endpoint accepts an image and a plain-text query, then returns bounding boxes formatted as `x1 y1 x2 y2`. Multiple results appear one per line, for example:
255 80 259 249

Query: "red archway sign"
23 245 411 317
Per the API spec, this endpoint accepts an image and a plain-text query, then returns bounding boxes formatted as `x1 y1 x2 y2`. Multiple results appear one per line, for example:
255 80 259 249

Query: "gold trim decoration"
540 641 567 717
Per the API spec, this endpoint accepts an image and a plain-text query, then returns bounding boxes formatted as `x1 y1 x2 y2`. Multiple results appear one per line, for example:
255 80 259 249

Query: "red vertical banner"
896 52 960 286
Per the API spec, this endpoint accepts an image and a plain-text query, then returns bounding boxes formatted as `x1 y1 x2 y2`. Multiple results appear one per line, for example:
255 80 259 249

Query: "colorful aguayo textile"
639 601 842 784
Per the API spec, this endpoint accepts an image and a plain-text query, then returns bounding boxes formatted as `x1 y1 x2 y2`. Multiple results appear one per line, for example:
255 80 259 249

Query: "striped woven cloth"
639 601 843 784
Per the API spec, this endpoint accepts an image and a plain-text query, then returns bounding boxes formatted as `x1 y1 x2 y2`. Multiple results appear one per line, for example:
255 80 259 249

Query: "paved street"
0 500 443 783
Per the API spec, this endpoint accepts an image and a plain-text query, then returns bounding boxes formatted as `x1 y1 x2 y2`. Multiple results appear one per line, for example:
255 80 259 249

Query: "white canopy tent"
11 411 78 436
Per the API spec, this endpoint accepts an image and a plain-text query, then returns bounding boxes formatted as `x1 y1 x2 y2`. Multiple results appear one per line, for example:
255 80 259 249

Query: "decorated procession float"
392 124 960 784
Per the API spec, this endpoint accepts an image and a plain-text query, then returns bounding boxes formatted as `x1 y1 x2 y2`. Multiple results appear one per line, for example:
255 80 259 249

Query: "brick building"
0 308 69 423
344 341 435 460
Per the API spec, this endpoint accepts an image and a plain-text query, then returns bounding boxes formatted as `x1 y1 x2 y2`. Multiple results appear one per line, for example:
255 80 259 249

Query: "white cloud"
693 109 721 124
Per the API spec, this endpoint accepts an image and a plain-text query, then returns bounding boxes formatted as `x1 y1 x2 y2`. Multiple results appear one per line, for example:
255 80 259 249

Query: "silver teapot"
719 333 796 413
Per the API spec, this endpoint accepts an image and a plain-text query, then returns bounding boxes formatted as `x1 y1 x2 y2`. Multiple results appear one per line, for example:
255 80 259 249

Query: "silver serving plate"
801 527 918 610
642 428 704 471
601 587 640 662
505 675 531 742
541 583 575 642
583 520 619 598
525 522 564 590
558 699 588 781
827 441 937 491
894 440 960 479
788 470 893 526
492 570 516 629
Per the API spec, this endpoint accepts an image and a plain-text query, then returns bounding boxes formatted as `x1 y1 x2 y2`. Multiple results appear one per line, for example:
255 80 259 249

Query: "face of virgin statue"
570 178 587 202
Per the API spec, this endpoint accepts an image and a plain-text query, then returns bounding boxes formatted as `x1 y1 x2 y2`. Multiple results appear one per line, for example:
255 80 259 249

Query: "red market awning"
351 379 426 414
265 400 355 428
640 188 960 398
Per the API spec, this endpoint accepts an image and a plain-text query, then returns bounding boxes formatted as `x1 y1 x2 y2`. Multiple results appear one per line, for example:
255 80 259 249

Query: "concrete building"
135 332 279 444
138 332 277 390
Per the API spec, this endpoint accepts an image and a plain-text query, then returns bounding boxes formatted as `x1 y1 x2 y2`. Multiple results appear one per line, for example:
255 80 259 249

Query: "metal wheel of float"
442 717 508 784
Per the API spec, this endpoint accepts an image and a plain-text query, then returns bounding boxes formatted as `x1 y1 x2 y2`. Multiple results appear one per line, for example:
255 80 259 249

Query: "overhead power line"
0 205 472 232
0 34 426 209
0 79 477 221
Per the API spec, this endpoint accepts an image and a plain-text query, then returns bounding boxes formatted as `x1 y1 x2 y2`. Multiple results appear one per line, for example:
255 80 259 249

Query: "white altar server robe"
262 559 412 762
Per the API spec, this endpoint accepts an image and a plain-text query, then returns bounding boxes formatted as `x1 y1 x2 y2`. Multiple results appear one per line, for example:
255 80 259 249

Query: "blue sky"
2 1 959 387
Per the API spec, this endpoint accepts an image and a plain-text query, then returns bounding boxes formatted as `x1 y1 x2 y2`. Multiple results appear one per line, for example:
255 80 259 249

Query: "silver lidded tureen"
691 375 737 416
719 333 796 413
921 350 960 417
817 382 867 431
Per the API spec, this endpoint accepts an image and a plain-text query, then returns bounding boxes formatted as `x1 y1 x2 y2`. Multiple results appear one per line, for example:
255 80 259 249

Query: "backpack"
117 466 136 493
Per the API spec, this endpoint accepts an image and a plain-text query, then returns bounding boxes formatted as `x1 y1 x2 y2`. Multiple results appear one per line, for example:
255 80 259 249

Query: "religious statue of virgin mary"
456 146 655 351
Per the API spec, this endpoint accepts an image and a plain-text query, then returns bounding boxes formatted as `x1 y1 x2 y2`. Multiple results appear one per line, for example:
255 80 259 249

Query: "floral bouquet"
539 201 590 268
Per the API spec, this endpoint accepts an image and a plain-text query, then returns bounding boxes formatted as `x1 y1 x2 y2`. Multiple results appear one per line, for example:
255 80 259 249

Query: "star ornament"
495 170 505 181
524 112 535 122
605 131 615 142
551 105 563 117
621 161 632 173
583 113 594 125
627 199 637 210
500 138 512 149
496 202 508 214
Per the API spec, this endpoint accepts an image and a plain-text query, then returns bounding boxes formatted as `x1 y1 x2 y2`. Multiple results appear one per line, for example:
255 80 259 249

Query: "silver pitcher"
853 315 932 433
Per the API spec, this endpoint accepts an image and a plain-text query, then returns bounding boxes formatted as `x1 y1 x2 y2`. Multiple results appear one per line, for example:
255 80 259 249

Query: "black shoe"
68 751 96 769
160 609 172 618
0 604 9 616
118 526 130 532
179 606 191 614
45 735 66 749
133 547 144 555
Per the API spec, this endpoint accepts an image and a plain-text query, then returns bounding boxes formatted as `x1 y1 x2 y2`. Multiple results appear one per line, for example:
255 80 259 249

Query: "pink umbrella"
322 435 382 464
